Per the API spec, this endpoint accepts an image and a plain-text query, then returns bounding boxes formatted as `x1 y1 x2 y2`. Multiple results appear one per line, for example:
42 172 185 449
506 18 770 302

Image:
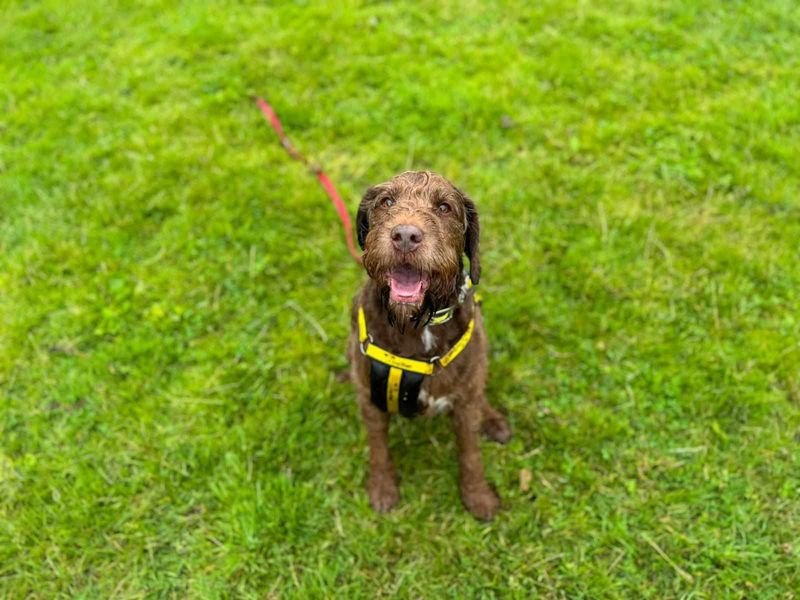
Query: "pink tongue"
389 266 424 303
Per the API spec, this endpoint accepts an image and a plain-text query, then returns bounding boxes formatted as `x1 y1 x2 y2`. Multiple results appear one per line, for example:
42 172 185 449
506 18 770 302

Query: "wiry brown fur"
348 171 511 521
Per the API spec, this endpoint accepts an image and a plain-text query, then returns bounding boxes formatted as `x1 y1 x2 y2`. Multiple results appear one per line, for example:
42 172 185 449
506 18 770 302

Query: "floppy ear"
356 186 380 250
461 193 481 284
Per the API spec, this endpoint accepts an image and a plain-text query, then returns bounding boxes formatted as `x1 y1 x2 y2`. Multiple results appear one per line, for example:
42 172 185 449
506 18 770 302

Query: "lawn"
2 0 800 597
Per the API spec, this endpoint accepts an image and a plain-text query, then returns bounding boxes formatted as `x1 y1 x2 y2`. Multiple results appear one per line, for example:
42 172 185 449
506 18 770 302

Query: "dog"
348 171 511 521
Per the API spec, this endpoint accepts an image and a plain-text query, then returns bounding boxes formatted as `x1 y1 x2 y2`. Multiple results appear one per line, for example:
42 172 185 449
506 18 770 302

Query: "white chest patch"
418 389 453 416
421 327 437 352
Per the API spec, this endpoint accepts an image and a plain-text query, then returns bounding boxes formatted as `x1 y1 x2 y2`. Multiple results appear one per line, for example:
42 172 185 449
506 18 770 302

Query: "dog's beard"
381 287 434 331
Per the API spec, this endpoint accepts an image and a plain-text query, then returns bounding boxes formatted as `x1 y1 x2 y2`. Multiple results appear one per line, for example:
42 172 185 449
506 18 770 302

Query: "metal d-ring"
359 335 374 356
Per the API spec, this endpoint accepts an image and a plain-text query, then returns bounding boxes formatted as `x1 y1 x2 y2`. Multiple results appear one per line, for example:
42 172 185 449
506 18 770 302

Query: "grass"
2 0 800 597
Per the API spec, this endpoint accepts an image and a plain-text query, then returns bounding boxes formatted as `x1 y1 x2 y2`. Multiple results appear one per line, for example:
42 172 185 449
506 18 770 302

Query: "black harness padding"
369 359 426 418
368 359 391 413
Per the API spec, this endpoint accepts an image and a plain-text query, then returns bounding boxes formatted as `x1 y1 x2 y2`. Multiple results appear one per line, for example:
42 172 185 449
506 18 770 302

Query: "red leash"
255 97 362 263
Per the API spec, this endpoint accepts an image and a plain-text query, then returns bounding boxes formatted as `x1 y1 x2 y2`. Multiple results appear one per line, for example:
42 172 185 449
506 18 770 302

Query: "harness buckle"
359 334 373 356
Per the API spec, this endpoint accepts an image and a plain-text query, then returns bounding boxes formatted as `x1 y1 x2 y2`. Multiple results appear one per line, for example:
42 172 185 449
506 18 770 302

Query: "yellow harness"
357 292 478 416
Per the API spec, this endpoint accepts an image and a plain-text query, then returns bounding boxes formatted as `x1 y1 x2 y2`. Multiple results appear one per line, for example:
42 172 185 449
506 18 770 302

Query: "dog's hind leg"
360 400 400 513
479 401 512 445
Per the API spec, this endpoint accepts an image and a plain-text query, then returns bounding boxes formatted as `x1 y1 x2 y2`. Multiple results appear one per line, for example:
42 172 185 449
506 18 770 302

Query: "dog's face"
357 171 480 326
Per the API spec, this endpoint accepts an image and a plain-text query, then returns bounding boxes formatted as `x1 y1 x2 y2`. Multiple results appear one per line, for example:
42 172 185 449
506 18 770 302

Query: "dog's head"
357 171 480 326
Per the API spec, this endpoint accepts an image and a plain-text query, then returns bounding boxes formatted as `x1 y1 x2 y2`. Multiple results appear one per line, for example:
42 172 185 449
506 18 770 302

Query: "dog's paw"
461 484 501 521
367 474 400 513
481 415 512 444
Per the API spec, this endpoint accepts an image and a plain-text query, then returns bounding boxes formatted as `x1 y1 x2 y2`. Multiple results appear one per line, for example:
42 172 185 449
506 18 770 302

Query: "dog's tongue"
389 265 425 303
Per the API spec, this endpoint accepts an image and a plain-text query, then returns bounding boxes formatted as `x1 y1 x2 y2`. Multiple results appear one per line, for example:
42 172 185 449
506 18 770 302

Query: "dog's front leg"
452 400 500 521
360 399 400 513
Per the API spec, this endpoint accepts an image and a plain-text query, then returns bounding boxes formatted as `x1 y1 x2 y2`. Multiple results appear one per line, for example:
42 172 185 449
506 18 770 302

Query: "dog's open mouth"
388 265 428 304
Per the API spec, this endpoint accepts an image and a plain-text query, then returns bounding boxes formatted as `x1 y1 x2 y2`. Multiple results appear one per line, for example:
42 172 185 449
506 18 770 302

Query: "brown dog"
348 171 511 521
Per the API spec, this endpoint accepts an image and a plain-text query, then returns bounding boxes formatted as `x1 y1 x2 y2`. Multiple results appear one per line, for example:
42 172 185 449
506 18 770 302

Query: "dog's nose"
391 224 423 253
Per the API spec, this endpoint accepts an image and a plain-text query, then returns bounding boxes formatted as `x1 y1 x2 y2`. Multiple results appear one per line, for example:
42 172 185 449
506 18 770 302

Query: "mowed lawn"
2 0 800 597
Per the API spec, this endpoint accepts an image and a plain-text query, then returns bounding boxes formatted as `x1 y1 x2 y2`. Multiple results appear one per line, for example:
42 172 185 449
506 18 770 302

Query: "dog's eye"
437 202 452 214
382 197 395 208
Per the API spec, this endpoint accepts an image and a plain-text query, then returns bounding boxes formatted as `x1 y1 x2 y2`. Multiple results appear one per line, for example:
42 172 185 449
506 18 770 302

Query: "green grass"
2 0 800 597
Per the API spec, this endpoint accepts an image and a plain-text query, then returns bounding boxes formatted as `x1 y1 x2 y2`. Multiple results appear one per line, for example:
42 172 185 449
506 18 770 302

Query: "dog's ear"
357 186 380 250
461 192 481 284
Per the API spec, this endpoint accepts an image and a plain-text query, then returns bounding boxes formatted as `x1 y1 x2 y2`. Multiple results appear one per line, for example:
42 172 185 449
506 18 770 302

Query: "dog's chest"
421 327 437 352
418 387 453 416
418 326 454 416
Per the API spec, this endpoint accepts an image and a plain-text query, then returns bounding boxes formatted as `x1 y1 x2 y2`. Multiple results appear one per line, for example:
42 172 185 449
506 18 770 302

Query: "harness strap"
386 367 402 413
438 317 475 367
365 343 435 375
358 306 436 375
358 305 475 375
357 305 368 343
